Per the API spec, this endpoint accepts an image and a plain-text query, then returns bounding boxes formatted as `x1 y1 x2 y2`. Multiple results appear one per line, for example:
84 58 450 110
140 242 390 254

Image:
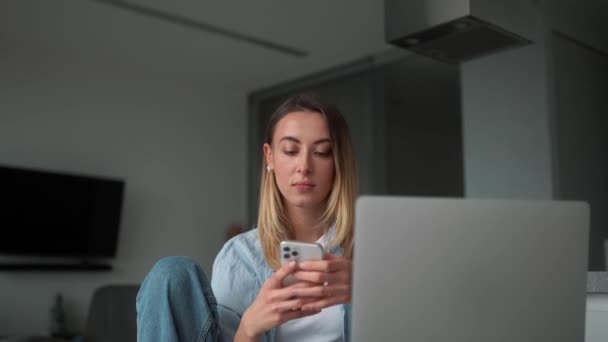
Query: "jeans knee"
139 256 210 303
137 257 218 341
152 256 200 273
151 256 208 284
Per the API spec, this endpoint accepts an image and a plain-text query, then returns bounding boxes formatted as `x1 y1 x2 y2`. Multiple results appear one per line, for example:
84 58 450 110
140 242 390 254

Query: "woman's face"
264 111 335 210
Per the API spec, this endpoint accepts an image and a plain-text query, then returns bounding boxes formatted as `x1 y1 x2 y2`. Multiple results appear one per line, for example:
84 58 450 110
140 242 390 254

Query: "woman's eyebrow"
279 136 300 144
278 136 331 145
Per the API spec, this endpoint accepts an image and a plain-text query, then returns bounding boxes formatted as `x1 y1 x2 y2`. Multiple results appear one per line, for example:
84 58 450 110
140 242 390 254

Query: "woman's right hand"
235 261 322 341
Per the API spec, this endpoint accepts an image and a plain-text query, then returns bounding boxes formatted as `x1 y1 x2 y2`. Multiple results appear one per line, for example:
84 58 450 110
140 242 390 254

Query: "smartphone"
279 240 324 287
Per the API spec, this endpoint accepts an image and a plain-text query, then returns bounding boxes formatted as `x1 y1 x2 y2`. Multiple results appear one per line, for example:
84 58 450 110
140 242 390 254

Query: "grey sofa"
81 284 140 342
1 285 140 342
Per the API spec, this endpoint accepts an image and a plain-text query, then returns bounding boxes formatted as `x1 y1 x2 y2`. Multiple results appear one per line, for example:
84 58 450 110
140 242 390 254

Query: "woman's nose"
296 153 312 174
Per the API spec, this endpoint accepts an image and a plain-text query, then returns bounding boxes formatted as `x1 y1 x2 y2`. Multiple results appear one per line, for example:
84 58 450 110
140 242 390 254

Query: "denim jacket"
211 228 351 342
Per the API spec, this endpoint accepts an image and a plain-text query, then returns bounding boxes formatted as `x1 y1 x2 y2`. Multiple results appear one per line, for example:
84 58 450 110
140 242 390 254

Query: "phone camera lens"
283 253 290 259
291 251 298 256
283 246 290 252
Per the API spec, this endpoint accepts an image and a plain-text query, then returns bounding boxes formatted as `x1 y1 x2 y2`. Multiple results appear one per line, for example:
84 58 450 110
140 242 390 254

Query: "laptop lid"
351 196 589 342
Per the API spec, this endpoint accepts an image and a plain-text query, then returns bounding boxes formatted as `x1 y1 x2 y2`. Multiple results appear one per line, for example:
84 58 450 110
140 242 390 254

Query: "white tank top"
275 228 344 341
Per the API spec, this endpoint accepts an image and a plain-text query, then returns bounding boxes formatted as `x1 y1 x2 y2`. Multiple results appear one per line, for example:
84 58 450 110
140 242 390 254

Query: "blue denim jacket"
211 228 351 342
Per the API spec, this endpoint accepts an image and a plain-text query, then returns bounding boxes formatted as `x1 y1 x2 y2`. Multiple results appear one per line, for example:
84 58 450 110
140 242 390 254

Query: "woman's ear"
263 143 273 171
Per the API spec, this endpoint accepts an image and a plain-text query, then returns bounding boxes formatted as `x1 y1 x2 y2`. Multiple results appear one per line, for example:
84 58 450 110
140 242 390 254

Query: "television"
0 165 125 261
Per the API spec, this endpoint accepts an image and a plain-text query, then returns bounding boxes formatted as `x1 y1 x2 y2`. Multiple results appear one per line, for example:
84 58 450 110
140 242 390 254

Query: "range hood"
385 0 536 64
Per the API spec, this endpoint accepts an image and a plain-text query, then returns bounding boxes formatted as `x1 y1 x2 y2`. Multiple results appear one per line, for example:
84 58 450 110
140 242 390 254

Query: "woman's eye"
283 150 298 156
315 151 332 157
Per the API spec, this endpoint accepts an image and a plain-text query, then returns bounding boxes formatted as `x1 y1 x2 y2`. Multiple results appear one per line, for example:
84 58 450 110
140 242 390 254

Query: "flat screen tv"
0 165 125 259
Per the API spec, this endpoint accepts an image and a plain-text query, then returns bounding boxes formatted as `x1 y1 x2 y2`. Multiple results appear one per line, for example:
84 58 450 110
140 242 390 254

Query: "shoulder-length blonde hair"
257 94 358 270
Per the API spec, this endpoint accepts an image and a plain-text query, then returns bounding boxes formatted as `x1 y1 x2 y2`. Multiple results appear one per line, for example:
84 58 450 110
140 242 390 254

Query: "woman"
137 94 358 342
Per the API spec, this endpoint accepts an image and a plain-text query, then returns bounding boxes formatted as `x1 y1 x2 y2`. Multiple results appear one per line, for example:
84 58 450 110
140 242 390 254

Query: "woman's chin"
286 196 323 209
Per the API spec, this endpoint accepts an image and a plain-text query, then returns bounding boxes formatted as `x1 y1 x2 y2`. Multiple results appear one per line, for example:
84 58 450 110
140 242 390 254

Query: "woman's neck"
285 204 327 243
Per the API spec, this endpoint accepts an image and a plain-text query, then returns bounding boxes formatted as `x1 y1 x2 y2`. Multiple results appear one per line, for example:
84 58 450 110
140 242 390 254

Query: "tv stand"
0 260 112 271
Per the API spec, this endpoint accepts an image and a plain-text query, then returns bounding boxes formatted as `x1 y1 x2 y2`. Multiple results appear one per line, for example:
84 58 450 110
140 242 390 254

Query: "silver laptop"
351 196 589 342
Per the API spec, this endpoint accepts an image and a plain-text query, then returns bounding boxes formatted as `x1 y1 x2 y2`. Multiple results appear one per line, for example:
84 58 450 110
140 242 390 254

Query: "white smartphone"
279 240 324 287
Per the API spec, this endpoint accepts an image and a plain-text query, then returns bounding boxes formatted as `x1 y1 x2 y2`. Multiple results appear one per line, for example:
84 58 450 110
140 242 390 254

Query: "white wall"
0 60 246 335
461 0 608 200
461 41 554 199
460 0 554 199
461 0 608 290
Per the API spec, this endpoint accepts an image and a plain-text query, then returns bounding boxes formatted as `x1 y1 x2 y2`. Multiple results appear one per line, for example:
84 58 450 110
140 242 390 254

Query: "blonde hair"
257 94 358 270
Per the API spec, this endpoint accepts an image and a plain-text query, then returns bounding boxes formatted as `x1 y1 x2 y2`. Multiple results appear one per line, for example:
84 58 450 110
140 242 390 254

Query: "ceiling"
0 0 392 91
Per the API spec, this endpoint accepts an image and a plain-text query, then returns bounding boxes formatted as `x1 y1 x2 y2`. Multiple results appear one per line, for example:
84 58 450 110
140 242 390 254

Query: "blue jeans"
136 256 220 342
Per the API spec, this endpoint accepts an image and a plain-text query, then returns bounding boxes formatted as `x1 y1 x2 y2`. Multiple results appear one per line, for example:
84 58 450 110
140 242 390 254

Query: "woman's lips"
293 183 314 191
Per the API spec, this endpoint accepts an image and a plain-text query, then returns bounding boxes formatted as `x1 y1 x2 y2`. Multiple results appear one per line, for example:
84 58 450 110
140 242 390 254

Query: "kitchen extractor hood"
385 0 536 64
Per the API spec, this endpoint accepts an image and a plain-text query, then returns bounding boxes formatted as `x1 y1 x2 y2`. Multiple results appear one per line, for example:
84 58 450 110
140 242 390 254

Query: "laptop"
351 196 589 342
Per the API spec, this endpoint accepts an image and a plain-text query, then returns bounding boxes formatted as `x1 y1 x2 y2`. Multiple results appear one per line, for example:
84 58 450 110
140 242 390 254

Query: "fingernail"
289 261 296 267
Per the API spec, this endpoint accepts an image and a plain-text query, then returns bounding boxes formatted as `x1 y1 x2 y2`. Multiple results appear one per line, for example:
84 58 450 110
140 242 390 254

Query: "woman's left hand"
290 253 352 310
